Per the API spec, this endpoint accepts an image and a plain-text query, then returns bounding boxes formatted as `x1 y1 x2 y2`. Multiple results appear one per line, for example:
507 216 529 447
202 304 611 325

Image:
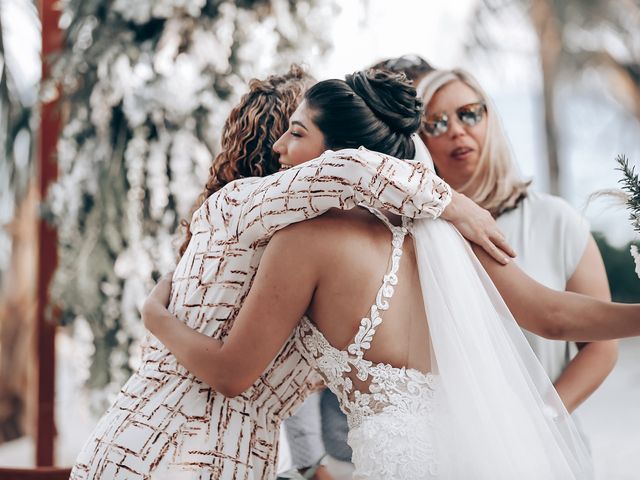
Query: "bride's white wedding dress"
296 204 593 479
297 208 440 479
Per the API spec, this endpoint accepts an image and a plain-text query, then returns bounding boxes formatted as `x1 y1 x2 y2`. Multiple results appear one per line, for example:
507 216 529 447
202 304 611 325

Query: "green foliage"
616 154 640 234
594 232 640 302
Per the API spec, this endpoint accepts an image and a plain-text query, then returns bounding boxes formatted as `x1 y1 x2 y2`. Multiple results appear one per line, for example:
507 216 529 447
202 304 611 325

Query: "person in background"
370 54 435 85
417 67 617 456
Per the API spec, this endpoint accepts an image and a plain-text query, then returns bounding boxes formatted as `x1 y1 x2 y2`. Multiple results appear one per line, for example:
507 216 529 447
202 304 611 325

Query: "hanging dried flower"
47 0 336 407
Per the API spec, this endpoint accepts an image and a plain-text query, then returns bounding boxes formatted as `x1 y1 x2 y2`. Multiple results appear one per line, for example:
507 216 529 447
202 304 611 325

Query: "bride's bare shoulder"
273 207 378 244
317 206 386 226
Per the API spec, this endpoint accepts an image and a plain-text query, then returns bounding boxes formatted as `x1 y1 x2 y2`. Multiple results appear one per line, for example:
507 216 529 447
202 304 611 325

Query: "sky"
316 0 477 78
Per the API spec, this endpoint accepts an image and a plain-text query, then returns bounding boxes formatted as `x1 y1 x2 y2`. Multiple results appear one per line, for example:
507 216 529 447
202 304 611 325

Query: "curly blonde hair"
178 65 313 257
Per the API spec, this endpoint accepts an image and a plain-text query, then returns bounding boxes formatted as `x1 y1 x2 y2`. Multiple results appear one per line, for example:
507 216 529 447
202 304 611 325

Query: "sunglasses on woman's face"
422 102 487 137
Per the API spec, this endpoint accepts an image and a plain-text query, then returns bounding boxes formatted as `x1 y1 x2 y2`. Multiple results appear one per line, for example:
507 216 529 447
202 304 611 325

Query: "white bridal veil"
410 136 592 479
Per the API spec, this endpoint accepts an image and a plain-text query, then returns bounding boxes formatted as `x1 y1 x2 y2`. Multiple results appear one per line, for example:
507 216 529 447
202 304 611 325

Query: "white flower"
630 245 640 279
146 138 171 221
49 0 337 400
156 53 208 119
112 0 153 24
169 129 211 215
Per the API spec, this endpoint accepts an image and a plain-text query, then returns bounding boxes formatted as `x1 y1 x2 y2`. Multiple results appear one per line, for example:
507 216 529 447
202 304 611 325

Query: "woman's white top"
497 191 590 382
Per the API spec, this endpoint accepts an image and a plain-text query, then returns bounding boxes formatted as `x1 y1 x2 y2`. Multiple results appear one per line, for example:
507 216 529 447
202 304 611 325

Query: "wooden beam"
36 0 62 467
0 467 71 480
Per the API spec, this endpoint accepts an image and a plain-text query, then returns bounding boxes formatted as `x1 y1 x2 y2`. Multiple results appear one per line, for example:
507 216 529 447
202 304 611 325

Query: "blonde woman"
417 68 618 435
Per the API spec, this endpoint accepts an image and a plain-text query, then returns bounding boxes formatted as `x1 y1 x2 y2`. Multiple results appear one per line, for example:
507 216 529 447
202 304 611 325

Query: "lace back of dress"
297 206 438 429
338 206 410 407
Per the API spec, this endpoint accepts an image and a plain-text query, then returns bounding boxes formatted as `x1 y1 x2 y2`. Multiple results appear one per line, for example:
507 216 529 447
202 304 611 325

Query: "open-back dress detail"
296 206 439 480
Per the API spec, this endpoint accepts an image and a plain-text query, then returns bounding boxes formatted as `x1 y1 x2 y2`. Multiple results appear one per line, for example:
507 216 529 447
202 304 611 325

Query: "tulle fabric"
409 135 592 478
412 219 592 478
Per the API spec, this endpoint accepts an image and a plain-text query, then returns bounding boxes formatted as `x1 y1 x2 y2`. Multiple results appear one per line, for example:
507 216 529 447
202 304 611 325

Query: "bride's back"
304 207 432 374
292 207 439 479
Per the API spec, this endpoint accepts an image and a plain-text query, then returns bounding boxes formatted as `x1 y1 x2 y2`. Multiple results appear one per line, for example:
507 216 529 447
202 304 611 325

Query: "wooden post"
36 0 62 466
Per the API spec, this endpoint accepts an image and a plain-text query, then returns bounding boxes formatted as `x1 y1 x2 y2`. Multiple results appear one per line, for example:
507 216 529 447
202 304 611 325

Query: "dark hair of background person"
369 54 435 83
304 69 423 160
178 65 313 258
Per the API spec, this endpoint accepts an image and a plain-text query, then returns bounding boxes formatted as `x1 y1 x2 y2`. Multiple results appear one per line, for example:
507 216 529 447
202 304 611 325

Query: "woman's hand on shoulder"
441 190 516 265
141 272 173 333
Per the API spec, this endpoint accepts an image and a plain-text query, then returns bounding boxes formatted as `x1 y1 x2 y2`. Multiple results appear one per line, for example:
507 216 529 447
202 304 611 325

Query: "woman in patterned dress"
142 70 640 479
70 65 318 480
71 65 506 479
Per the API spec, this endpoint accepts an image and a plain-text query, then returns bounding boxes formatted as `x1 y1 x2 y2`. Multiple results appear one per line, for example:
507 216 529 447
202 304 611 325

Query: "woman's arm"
144 225 320 397
441 190 514 264
231 148 451 236
553 236 617 413
472 244 640 341
225 148 513 264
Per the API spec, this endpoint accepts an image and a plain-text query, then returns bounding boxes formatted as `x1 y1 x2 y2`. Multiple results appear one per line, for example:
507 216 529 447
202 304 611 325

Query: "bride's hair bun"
304 69 423 158
345 70 423 136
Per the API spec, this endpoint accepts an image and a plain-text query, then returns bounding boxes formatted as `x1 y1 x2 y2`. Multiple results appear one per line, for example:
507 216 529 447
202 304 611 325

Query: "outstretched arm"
553 236 617 413
218 148 513 264
472 244 640 341
229 148 451 236
144 226 319 397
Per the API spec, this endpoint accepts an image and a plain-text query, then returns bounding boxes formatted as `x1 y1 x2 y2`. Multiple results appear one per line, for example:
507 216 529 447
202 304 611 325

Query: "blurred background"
0 0 639 477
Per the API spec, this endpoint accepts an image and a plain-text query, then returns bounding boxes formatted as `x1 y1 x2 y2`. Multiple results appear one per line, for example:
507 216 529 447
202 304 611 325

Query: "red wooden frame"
0 467 71 479
36 0 61 467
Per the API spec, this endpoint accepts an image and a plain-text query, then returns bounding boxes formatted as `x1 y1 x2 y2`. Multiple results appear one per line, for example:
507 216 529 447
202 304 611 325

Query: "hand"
278 464 334 480
441 191 516 265
277 465 334 480
312 466 335 480
141 272 174 332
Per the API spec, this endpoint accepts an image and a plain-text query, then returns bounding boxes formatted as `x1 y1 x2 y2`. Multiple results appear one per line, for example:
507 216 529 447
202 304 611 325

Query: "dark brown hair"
304 69 422 159
369 55 435 82
178 65 313 257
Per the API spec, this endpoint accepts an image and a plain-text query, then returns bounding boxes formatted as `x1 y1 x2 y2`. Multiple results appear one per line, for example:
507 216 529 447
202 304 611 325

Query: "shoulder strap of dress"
347 205 408 359
359 204 397 232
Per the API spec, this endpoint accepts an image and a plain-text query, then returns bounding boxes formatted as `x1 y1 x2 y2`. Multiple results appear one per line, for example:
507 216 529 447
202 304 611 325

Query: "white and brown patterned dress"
70 147 451 480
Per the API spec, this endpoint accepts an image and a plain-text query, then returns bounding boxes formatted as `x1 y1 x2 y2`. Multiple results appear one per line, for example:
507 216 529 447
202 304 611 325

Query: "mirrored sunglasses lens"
424 115 448 137
457 103 485 127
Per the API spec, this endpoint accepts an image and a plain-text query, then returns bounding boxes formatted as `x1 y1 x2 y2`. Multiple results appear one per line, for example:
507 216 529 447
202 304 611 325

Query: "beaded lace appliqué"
296 209 439 478
297 209 436 428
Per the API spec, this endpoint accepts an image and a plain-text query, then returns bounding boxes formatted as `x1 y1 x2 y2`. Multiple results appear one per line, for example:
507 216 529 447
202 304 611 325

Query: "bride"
143 70 640 479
